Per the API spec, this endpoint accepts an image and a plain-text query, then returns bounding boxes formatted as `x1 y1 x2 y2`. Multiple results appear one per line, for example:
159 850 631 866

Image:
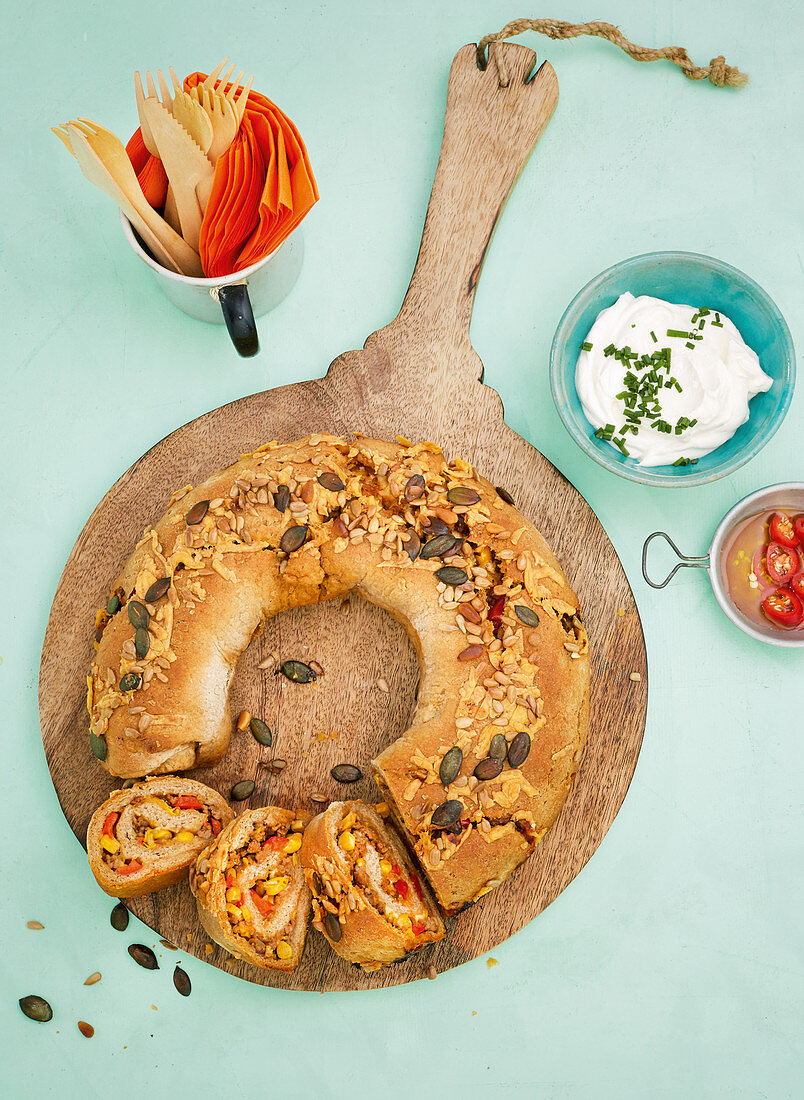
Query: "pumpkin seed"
160 940 178 950
19 995 52 1023
173 965 191 997
186 500 210 525
106 594 120 616
431 799 462 827
421 516 449 537
508 731 531 768
474 757 503 781
119 672 141 693
249 717 273 747
78 1020 94 1038
312 872 324 896
280 660 316 683
279 525 308 553
514 605 540 628
89 732 107 761
230 780 255 801
134 627 150 659
270 758 287 774
128 943 159 970
489 734 508 761
318 472 345 492
401 529 421 561
404 474 426 501
439 746 463 786
420 533 457 560
144 577 171 603
496 486 516 506
274 484 290 512
447 487 480 507
324 912 342 942
110 903 129 932
127 601 149 630
435 566 467 586
331 763 362 783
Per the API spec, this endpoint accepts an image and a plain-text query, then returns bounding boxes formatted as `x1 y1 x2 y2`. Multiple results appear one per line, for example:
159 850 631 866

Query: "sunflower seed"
144 577 171 604
514 605 540 628
173 965 191 997
274 484 290 512
279 525 308 553
186 500 210 525
318 472 345 492
474 757 503 781
458 645 483 661
435 566 467 586
324 912 342 942
230 780 255 801
489 734 508 761
134 627 150 659
447 487 480 507
280 660 316 683
127 601 149 630
19 995 52 1022
431 800 462 827
128 944 159 970
249 717 273 746
77 1020 94 1038
89 732 107 760
508 731 531 768
84 972 102 986
421 533 458 560
119 672 141 693
331 764 362 784
26 920 44 930
439 747 463 786
496 486 516 506
404 474 426 501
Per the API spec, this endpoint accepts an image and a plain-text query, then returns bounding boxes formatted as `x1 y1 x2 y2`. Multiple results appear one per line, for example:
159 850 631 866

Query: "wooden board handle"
396 43 558 346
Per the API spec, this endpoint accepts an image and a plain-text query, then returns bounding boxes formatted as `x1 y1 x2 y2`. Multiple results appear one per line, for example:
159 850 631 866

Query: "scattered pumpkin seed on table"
280 660 316 683
128 943 159 970
110 902 129 931
331 763 362 783
173 965 191 997
19 995 52 1023
231 779 256 801
249 717 273 746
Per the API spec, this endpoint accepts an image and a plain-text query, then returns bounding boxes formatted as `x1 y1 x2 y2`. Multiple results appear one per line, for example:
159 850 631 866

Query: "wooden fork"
203 58 253 124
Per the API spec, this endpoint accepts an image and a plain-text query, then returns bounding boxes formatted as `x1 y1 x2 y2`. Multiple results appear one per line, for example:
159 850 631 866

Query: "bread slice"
300 801 445 970
189 806 311 971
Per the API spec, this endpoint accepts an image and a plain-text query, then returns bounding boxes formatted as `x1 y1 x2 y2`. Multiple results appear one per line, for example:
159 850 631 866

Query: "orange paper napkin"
126 72 318 277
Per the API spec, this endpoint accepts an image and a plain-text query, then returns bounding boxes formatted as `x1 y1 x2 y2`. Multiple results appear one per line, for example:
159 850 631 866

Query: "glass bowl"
549 251 795 486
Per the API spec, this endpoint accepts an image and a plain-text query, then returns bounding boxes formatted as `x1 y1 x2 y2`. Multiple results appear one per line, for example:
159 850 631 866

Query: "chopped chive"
698 319 705 330
650 330 657 342
685 341 695 349
666 329 690 339
612 437 630 456
673 457 689 467
698 308 710 317
603 343 616 356
581 342 593 351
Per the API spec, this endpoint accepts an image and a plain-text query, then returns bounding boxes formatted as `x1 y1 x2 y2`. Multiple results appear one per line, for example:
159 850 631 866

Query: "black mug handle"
217 283 259 357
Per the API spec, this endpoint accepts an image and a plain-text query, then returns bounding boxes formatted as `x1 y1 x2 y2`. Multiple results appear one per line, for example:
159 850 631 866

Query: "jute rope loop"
477 18 748 89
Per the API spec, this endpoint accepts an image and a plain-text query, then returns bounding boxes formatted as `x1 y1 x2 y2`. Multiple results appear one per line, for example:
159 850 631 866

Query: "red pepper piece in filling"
116 860 143 876
488 595 505 631
412 920 425 936
411 874 424 901
262 835 286 851
394 879 409 900
249 889 275 920
209 817 222 837
173 795 205 811
102 811 119 836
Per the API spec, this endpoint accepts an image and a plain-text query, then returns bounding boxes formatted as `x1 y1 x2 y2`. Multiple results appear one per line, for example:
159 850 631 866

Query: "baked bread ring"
300 801 445 969
189 807 311 970
86 776 233 898
88 434 589 914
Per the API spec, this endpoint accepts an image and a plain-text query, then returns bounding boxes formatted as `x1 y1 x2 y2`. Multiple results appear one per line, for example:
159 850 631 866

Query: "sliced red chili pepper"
394 879 409 900
791 574 804 601
102 811 119 837
249 889 275 919
391 864 401 878
794 517 804 545
766 542 798 585
172 795 205 811
412 920 425 936
209 817 222 837
411 874 424 901
769 511 799 548
761 587 804 627
262 835 286 851
115 860 143 875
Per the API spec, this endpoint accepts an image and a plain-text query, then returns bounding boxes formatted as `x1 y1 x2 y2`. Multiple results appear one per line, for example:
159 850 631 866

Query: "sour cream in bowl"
550 252 795 487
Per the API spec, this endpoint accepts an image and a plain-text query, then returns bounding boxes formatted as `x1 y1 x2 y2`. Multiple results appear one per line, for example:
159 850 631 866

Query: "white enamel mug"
642 482 804 648
120 212 303 357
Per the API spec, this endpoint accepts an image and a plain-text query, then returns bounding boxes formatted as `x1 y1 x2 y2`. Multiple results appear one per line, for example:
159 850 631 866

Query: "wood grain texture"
39 44 647 990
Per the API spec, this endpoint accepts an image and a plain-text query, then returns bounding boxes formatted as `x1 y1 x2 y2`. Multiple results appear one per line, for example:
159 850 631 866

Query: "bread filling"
100 794 222 875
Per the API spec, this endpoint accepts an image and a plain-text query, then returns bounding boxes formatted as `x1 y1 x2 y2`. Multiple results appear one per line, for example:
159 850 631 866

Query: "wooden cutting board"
39 44 648 991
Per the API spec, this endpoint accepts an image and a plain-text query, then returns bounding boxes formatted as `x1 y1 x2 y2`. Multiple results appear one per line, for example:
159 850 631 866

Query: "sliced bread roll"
300 801 445 970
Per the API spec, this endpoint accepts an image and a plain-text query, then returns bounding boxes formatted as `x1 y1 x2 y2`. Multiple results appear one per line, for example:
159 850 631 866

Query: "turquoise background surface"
2 0 801 1095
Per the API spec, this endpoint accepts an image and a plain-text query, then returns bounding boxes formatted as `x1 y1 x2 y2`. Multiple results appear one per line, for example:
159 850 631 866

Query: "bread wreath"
189 806 311 971
88 434 589 913
86 776 233 898
300 801 445 969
